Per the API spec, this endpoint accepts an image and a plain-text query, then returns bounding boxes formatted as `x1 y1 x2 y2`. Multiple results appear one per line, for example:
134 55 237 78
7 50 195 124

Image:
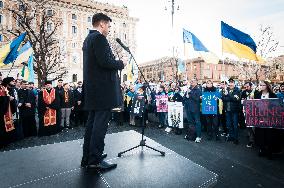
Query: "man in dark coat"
81 13 125 170
18 80 37 137
73 81 86 126
183 78 202 143
222 78 241 144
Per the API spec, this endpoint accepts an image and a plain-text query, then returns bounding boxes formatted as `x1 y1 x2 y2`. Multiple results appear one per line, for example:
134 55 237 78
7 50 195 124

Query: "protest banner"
131 95 145 117
202 92 219 115
156 95 168 112
168 102 183 128
243 99 284 129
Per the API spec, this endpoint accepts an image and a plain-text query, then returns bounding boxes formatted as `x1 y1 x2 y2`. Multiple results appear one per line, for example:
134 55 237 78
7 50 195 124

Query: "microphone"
116 38 130 53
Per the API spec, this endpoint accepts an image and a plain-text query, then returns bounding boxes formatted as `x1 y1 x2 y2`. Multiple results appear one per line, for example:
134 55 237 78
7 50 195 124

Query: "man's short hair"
77 81 82 84
28 82 34 85
58 79 63 82
244 82 252 87
21 80 28 84
63 83 69 87
92 13 112 26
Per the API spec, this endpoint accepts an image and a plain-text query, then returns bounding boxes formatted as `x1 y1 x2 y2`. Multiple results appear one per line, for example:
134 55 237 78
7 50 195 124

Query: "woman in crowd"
203 80 220 141
254 81 280 159
157 85 167 128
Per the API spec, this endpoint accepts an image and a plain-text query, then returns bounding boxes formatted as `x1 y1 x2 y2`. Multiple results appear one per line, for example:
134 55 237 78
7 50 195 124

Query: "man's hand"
9 96 14 101
71 106 74 110
18 103 22 107
25 103 31 108
77 101 82 106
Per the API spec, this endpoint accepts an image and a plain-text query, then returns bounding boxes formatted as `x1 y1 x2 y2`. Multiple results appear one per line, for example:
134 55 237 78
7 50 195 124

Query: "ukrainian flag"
14 41 33 66
183 29 219 64
21 52 35 82
221 21 259 61
127 56 134 82
0 32 26 67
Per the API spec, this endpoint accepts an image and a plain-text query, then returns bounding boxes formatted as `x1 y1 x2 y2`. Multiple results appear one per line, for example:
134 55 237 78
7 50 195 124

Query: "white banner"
168 102 184 128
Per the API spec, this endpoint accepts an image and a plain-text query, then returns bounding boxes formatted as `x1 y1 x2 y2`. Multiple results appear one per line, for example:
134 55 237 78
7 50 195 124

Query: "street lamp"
165 0 180 81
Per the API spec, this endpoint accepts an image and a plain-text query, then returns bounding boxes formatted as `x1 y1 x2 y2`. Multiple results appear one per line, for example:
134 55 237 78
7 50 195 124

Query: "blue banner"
202 92 219 115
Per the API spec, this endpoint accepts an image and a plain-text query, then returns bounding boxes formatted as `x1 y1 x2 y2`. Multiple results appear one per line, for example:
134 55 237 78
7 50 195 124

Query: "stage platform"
0 130 218 188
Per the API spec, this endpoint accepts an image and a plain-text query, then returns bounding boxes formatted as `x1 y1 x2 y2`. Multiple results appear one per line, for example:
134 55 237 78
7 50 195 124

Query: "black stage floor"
0 130 218 188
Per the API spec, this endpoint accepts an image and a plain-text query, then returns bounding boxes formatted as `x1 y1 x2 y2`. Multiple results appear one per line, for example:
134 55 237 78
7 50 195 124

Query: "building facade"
0 0 137 83
139 57 269 83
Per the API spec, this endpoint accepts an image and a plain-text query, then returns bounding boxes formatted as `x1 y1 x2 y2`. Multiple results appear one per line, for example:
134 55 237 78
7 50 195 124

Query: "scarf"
0 86 15 132
64 90 69 103
43 88 56 126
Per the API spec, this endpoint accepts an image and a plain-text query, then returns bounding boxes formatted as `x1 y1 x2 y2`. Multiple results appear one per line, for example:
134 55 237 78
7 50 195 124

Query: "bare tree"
7 0 67 87
231 25 279 83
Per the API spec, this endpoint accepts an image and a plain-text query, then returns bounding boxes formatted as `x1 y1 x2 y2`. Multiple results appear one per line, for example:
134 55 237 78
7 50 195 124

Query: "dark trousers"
20 115 37 137
226 111 239 140
205 115 219 138
74 110 87 125
185 105 201 138
83 110 111 165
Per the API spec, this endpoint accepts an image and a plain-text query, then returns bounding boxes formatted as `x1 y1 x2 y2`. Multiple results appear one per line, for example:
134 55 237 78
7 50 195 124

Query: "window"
87 16 91 23
0 1 3 8
72 56 77 63
72 14 77 20
72 26 77 34
47 22 52 32
47 9 53 16
72 42 76 48
19 4 25 11
0 15 2 24
124 34 127 40
123 23 126 27
72 74 77 82
0 34 2 42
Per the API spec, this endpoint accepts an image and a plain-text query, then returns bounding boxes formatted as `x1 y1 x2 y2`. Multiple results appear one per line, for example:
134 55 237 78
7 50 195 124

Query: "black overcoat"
82 30 124 111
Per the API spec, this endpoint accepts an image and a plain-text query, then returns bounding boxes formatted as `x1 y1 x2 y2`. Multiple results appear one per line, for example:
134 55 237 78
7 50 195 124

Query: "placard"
168 102 183 128
202 92 219 115
243 99 284 129
130 95 145 117
156 95 168 112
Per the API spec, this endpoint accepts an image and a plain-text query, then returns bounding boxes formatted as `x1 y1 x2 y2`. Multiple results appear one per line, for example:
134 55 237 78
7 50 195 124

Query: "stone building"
139 57 268 83
0 0 137 83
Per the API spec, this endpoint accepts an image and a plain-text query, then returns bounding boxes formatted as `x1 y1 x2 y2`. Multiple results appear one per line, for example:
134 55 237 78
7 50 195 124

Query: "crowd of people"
0 74 86 149
121 78 284 159
1 71 284 159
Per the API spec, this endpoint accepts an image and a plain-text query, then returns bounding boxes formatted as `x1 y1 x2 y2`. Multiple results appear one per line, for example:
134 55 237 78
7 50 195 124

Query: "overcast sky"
97 0 284 63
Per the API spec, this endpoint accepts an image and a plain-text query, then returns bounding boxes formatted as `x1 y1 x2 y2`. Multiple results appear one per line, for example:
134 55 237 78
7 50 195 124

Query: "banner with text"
156 95 168 112
131 95 145 117
243 99 284 129
202 92 219 115
168 102 183 128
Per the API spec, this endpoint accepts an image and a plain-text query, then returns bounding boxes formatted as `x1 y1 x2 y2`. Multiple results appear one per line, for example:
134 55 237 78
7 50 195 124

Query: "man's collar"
90 29 101 35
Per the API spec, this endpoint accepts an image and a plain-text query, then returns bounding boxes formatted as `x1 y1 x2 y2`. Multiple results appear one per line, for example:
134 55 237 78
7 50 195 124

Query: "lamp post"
165 0 179 81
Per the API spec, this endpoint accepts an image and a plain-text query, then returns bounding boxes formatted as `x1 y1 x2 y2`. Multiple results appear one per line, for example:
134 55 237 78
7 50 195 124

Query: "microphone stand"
117 44 165 157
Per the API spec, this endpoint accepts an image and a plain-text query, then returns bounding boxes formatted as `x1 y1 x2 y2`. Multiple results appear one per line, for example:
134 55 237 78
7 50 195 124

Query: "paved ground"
1 121 284 188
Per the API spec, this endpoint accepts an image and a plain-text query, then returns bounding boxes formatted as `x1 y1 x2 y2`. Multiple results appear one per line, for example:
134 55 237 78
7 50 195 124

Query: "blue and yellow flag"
183 29 219 64
0 32 27 67
221 21 259 61
127 56 134 83
21 52 35 82
14 41 33 66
